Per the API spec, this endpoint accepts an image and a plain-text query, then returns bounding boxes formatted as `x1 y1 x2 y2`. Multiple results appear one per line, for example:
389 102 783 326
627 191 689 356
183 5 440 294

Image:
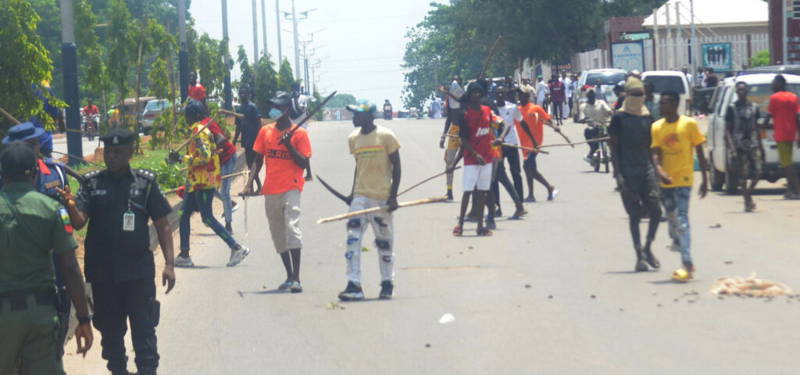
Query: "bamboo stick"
317 196 447 224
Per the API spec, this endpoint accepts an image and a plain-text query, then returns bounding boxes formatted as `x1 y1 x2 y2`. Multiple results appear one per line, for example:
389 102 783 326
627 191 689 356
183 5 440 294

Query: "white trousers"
345 196 395 284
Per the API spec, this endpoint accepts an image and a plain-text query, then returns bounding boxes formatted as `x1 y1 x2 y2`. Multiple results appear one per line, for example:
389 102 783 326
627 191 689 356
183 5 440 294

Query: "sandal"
510 209 527 220
476 227 493 237
452 225 463 237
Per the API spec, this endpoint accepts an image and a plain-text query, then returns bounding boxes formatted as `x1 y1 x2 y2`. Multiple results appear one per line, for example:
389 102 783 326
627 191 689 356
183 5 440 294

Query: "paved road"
65 118 800 374
52 134 102 159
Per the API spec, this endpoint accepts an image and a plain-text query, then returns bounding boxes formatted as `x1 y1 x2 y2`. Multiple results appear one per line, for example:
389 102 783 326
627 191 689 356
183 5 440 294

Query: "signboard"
702 43 733 72
620 32 651 41
610 41 645 72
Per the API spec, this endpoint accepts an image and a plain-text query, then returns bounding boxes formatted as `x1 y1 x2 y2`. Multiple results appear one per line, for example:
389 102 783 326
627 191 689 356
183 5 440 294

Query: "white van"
641 70 692 116
573 69 627 122
706 73 800 193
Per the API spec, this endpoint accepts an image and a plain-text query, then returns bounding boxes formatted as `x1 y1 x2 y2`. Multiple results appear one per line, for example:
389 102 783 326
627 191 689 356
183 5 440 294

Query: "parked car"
705 73 800 193
642 70 692 116
115 96 156 130
140 99 172 135
573 68 627 122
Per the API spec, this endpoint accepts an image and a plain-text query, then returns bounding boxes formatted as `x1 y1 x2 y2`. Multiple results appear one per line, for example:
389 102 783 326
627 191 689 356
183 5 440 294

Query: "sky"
191 0 438 110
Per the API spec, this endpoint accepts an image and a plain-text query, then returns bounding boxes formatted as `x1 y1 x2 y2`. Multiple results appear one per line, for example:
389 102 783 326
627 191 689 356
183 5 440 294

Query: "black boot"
642 241 660 269
634 247 648 272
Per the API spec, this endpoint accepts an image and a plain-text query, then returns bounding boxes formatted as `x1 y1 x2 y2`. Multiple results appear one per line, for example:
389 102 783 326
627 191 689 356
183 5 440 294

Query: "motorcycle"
584 122 610 173
82 113 99 141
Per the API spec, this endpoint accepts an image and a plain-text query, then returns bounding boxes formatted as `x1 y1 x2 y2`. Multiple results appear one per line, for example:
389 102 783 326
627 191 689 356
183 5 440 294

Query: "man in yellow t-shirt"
650 91 709 281
339 100 402 302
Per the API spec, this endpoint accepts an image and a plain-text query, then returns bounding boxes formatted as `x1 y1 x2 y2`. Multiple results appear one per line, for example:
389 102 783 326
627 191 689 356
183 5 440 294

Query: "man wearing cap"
516 86 559 202
337 100 401 301
453 82 496 237
0 142 93 375
608 77 662 272
176 102 250 268
2 122 77 357
243 91 312 293
65 128 177 375
233 87 263 192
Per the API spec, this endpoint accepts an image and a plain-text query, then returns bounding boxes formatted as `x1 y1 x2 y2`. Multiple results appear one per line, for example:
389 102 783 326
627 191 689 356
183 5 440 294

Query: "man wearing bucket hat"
337 99 402 301
608 77 662 273
2 122 76 356
244 91 312 293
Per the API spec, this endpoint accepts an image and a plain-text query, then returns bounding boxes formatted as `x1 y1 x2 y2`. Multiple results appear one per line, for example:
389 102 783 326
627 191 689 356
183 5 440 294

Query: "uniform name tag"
123 210 135 232
91 189 107 196
45 180 61 189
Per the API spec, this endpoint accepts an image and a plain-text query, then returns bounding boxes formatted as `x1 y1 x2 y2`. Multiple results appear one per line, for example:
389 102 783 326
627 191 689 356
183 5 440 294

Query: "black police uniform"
75 131 172 375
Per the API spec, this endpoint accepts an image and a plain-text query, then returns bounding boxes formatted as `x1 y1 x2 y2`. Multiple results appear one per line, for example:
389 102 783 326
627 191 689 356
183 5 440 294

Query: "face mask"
268 108 284 120
622 95 649 117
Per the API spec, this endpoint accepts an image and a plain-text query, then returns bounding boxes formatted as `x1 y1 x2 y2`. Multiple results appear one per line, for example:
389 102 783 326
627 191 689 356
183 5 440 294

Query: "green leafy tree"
236 45 255 91
0 0 54 133
750 50 770 68
107 0 135 106
277 58 296 92
253 55 279 115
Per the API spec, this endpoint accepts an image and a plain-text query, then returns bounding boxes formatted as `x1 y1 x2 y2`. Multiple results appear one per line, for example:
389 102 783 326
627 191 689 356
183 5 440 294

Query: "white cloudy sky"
191 0 438 109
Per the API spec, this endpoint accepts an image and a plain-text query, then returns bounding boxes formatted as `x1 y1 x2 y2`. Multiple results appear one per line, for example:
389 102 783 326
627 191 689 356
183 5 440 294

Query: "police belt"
0 288 57 312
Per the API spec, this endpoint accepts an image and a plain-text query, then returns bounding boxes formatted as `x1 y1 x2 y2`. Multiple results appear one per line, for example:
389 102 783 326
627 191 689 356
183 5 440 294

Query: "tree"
750 50 770 68
253 55 279 115
0 0 54 133
277 58 296 92
236 45 255 92
107 0 135 107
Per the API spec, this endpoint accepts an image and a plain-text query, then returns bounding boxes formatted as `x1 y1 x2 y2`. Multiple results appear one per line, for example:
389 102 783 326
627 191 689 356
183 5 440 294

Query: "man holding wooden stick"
243 92 312 293
516 86 558 202
337 100 401 301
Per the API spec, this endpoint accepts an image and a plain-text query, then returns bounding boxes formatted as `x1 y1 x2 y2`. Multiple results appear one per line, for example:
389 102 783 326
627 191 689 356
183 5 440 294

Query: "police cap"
100 128 136 146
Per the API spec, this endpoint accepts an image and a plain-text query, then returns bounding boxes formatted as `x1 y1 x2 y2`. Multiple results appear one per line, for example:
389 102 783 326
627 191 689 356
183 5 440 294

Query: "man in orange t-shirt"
515 87 558 202
766 74 800 198
243 92 312 293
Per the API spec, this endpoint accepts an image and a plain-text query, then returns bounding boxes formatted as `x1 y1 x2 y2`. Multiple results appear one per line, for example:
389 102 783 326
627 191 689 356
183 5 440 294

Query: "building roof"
642 0 767 28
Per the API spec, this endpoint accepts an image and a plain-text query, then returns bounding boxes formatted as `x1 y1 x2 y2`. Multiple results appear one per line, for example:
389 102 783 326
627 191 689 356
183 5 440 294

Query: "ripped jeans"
661 187 692 266
344 195 395 284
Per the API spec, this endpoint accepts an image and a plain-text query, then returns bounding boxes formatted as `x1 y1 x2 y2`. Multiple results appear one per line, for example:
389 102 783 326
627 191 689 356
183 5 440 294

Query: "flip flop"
452 225 463 237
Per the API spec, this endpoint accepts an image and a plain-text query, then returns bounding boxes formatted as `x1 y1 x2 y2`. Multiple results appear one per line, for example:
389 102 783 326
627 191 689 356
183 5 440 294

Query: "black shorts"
245 148 260 167
523 153 538 170
733 147 762 180
619 169 661 217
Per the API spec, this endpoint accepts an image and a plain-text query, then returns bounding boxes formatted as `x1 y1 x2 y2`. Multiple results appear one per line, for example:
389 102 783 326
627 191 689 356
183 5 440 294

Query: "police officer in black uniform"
62 128 176 375
1 122 79 358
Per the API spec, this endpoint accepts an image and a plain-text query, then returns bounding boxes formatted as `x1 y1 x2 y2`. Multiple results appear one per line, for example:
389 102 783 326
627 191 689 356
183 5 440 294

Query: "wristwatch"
77 315 92 325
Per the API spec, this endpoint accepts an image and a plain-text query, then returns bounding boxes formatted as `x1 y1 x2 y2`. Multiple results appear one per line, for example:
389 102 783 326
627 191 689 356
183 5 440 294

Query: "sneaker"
278 280 293 291
174 254 194 268
227 246 251 267
642 248 660 269
379 280 394 300
232 201 240 213
671 268 694 282
635 259 649 272
289 281 303 293
338 281 365 301
446 189 454 201
547 188 559 201
486 219 497 230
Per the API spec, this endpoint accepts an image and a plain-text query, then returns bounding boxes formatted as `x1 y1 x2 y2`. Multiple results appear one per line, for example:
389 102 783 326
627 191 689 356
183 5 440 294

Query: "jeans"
180 189 239 252
661 187 692 265
502 145 524 198
345 196 395 283
214 154 237 224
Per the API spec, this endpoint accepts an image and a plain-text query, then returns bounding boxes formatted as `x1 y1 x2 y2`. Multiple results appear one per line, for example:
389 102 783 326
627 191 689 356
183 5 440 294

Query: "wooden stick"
218 109 244 118
478 36 503 79
539 137 610 149
500 143 550 155
398 166 462 197
317 196 447 224
0 107 21 124
221 170 248 180
173 122 210 152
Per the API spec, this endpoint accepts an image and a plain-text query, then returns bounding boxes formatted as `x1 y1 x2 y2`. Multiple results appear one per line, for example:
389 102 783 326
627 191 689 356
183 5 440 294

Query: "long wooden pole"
538 136 610 149
317 197 447 224
0 107 21 124
397 166 462 197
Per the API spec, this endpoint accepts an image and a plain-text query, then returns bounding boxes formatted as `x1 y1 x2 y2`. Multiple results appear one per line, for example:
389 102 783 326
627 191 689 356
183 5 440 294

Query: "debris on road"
524 284 531 289
237 290 244 298
326 302 346 310
709 223 722 229
710 273 793 297
425 343 431 348
590 294 596 299
438 313 455 324
362 247 370 252
724 261 734 265
547 295 553 299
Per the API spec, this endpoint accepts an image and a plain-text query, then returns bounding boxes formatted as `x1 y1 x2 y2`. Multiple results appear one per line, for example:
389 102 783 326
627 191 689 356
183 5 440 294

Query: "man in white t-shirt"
488 86 526 226
536 75 549 112
562 73 573 120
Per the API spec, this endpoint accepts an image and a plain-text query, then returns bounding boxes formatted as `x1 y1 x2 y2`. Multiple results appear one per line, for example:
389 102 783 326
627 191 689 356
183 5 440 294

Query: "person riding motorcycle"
581 88 612 165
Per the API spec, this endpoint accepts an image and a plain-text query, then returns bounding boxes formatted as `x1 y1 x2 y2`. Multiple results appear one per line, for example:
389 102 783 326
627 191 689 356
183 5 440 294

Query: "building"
768 0 800 64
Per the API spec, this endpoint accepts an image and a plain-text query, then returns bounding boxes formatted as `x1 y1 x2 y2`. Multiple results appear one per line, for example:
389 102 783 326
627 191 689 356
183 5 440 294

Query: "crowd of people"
2 63 800 374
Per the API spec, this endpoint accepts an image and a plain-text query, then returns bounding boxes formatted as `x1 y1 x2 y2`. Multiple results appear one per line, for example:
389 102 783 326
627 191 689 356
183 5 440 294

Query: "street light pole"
222 0 233 110
252 0 259 61
179 0 189 103
59 0 82 165
261 0 268 57
276 0 283 63
291 0 301 80
690 0 697 81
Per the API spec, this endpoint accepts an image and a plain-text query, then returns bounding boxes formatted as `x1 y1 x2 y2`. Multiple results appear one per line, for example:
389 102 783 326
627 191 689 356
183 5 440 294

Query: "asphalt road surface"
65 117 800 374
52 133 102 159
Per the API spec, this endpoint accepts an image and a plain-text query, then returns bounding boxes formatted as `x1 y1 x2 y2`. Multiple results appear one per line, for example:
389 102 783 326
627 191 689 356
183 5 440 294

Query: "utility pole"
261 0 268 57
222 0 232 110
665 2 672 69
179 0 189 103
252 0 259 61
59 0 82 165
302 42 310 94
291 0 301 80
276 0 283 63
690 0 697 83
676 1 683 68
783 0 789 64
